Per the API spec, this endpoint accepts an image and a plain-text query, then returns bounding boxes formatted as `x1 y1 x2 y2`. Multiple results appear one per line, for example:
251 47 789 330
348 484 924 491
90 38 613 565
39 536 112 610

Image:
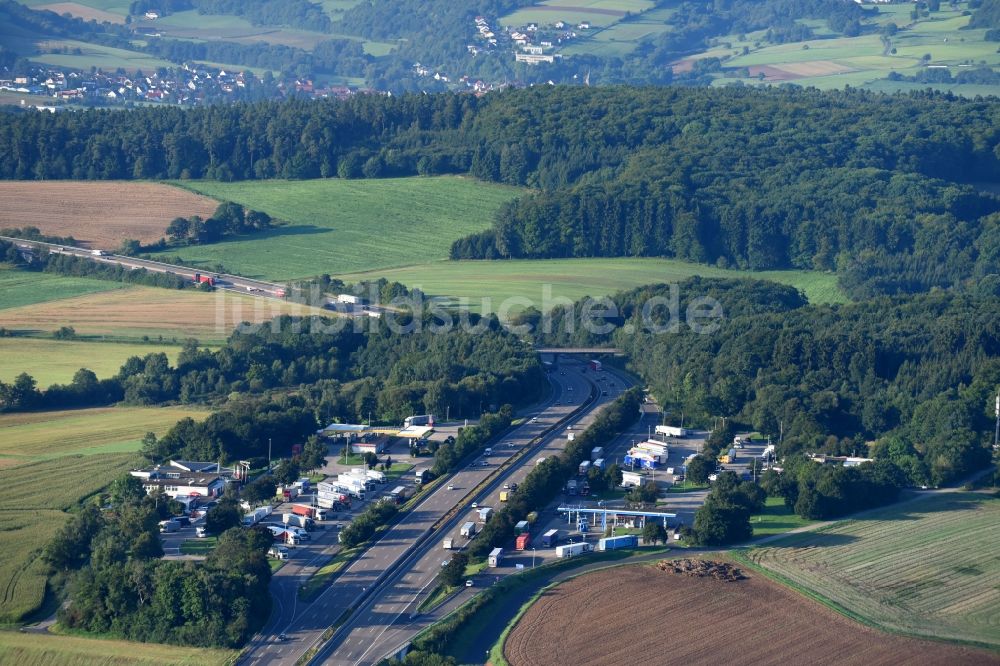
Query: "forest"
535 277 999 488
1 86 998 296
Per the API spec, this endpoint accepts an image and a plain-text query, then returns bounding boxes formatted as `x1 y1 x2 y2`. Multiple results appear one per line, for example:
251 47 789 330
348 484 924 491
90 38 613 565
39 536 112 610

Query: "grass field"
337 257 846 310
0 182 219 248
159 177 524 279
0 338 185 386
750 496 815 537
0 630 236 665
745 492 1000 648
0 405 210 464
0 267 124 311
502 0 655 30
0 284 327 345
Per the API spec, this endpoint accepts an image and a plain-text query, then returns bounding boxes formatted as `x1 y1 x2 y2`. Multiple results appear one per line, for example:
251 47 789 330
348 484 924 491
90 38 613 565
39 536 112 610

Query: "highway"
311 362 635 666
0 235 375 315
240 362 604 665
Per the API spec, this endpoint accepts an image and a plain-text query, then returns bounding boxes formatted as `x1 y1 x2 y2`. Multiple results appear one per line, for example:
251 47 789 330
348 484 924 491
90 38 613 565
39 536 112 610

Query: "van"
484 447 492 455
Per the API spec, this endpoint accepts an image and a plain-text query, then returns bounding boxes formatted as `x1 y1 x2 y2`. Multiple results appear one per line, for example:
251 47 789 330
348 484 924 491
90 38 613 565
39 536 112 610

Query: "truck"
637 440 669 457
624 450 659 469
578 460 591 475
655 425 688 438
488 547 504 567
622 471 643 488
718 448 736 464
278 485 299 501
514 520 529 534
598 534 638 551
515 533 531 550
91 249 105 257
404 414 435 428
499 490 509 502
443 537 454 550
590 447 604 461
282 513 314 530
192 272 215 286
365 469 386 484
476 507 493 522
593 458 606 471
567 432 575 441
460 521 477 538
292 504 326 521
566 479 578 495
337 293 361 305
541 528 559 547
243 506 272 527
158 519 179 533
589 359 602 371
555 542 591 558
415 469 430 484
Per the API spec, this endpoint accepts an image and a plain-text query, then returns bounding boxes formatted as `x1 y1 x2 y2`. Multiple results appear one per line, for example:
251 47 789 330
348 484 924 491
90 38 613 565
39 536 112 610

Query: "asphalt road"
313 363 635 666
240 361 602 665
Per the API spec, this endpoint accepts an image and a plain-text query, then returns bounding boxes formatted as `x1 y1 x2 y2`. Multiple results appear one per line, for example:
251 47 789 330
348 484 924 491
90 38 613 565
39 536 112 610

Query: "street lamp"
532 547 536 569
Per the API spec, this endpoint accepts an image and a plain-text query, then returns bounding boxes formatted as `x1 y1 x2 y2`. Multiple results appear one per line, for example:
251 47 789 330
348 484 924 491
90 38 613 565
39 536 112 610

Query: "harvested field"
747 492 1000 648
34 2 125 23
503 562 995 666
775 60 855 77
0 182 218 248
0 285 327 343
747 64 802 80
0 630 236 665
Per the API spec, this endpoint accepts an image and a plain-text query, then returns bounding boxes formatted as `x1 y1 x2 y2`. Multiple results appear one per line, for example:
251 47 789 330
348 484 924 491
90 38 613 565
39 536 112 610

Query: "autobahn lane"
319 363 633 666
241 367 589 665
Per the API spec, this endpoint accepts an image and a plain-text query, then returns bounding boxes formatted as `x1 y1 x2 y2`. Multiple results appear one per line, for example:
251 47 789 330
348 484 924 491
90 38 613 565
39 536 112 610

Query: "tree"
693 500 752 546
166 216 190 243
626 481 658 504
205 499 243 534
241 476 277 505
364 452 379 469
642 521 667 544
439 551 468 588
272 458 300 485
108 473 146 507
686 454 714 484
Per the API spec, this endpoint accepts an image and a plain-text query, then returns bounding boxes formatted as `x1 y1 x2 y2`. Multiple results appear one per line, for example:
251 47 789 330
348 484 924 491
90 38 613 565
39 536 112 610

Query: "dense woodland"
1 87 998 295
535 278 999 487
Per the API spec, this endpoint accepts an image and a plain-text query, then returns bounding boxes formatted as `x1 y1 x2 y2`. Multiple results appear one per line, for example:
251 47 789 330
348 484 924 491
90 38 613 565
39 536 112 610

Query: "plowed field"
503 562 995 666
0 182 218 248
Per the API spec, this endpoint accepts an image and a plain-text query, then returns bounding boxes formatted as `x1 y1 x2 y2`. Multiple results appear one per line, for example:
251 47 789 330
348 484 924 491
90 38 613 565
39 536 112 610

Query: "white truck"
655 425 688 438
282 513 314 530
476 507 493 522
443 537 454 550
555 542 592 558
460 521 477 538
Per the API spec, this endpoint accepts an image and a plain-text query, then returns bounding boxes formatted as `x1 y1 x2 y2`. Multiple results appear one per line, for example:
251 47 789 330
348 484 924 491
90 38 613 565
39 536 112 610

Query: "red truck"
516 533 531 551
192 272 215 286
291 504 326 520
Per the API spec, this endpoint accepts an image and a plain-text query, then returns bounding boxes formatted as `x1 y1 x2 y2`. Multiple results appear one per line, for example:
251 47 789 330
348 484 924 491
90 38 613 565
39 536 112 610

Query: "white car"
472 502 478 509
448 484 455 490
465 580 474 587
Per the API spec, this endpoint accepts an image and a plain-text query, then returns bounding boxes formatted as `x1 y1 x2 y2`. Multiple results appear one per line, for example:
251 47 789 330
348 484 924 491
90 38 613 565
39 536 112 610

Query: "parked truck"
243 506 272 527
415 469 430 484
541 528 559 547
292 504 326 521
282 513 314 530
590 447 604 461
365 469 386 484
460 521 477 538
589 359 602 371
567 432 575 441
476 507 493 522
488 547 504 567
655 425 688 437
158 519 179 533
598 534 638 551
499 490 509 502
578 460 591 475
593 458 606 471
515 533 531 550
443 537 454 550
566 479 578 495
555 542 592 558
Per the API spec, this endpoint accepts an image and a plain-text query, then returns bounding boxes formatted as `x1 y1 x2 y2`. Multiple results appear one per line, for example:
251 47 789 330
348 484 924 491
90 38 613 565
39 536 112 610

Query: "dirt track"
0 182 218 248
504 561 996 666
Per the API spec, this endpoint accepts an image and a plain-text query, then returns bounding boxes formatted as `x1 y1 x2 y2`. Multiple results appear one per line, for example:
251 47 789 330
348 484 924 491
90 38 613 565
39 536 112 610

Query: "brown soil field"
747 64 803 80
503 561 997 666
0 182 218 248
776 60 855 77
0 286 328 341
34 2 125 23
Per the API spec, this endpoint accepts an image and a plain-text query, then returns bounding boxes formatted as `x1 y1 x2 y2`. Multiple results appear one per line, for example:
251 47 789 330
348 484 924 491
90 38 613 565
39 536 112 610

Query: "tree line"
1 86 997 295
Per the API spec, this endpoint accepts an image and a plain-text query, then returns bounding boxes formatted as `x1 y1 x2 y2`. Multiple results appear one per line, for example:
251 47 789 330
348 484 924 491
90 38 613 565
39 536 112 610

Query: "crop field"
0 267 124 310
700 2 1000 95
0 285 327 345
0 338 185 386
0 630 236 665
159 177 524 279
32 2 125 23
337 257 845 312
0 453 137 621
745 492 1000 649
31 39 175 72
0 405 209 464
503 561 996 665
0 182 219 249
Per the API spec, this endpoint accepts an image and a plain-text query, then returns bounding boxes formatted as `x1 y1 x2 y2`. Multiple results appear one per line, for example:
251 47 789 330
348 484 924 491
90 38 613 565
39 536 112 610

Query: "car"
277 633 288 642
447 484 455 490
472 502 478 509
465 580 474 587
441 559 450 568
530 417 538 423
503 483 510 490
510 483 518 491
